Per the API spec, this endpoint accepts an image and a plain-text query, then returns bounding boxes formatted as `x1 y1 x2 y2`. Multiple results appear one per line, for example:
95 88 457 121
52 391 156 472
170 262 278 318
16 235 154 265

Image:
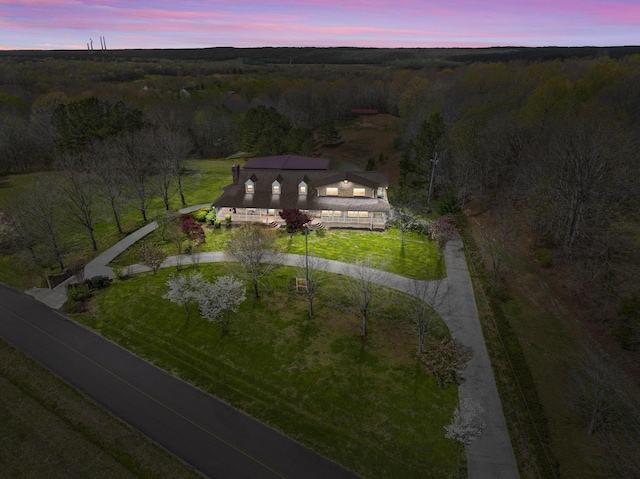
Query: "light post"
305 225 309 285
427 154 439 205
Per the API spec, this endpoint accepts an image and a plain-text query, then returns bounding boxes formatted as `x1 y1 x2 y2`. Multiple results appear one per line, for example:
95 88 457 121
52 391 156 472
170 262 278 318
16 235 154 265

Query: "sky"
1 0 639 51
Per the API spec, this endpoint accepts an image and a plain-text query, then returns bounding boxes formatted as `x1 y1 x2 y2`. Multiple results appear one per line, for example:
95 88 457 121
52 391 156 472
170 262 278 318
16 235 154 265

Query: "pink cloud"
1 0 639 50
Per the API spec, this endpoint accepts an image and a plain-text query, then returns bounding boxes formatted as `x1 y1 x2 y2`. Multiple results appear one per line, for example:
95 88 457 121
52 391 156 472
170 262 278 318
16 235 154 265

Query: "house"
213 156 390 230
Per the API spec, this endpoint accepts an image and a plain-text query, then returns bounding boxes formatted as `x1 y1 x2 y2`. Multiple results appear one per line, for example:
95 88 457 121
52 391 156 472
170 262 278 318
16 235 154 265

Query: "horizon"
3 44 640 53
2 1 639 51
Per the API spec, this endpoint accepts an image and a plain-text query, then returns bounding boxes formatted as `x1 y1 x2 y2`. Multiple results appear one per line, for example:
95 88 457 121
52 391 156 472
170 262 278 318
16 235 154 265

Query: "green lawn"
280 228 444 279
110 225 445 280
72 264 464 479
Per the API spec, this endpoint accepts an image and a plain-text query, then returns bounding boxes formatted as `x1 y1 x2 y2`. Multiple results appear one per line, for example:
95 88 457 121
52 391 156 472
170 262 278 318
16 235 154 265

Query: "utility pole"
427 154 439 205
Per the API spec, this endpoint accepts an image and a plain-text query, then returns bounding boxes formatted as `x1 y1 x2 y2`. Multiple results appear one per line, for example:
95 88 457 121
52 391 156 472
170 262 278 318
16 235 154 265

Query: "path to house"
23 211 520 478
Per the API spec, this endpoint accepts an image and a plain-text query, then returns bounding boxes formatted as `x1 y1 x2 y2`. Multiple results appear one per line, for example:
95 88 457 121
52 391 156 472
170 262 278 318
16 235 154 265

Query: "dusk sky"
1 1 639 51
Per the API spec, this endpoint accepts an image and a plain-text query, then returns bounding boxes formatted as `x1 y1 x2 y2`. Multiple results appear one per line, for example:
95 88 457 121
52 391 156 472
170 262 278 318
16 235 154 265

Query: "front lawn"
73 264 464 479
110 226 445 280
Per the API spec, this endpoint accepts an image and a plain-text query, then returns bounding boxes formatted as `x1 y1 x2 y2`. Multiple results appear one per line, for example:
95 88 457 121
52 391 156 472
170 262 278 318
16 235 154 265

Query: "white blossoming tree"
444 398 486 445
196 275 246 335
163 272 208 318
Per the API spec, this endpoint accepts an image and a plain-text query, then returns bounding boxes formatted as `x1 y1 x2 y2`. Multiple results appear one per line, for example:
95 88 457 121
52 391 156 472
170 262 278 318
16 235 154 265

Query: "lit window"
272 183 281 194
326 187 338 196
245 181 254 193
353 188 366 197
299 183 307 194
321 210 342 216
347 211 369 218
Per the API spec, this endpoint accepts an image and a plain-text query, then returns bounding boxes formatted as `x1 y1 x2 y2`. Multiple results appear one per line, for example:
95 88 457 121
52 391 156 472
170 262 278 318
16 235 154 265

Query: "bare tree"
294 254 327 318
16 177 67 272
409 278 449 357
57 152 101 251
136 242 168 275
526 115 626 258
477 208 517 286
94 140 128 234
572 347 624 436
226 223 280 299
152 126 194 207
118 130 153 223
340 258 385 337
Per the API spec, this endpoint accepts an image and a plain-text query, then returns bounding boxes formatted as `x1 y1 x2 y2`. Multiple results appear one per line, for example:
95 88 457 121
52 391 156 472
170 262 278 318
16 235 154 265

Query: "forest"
1 46 639 478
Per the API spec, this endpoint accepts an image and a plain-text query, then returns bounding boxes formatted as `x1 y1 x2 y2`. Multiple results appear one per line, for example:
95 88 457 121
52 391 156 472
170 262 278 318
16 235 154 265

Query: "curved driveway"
18 211 520 478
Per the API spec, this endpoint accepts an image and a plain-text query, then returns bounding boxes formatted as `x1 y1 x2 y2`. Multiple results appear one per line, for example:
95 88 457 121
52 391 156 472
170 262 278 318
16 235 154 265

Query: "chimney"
232 164 240 184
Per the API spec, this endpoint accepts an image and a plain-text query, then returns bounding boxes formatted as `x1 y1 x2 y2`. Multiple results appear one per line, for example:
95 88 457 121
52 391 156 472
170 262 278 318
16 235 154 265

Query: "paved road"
0 285 359 479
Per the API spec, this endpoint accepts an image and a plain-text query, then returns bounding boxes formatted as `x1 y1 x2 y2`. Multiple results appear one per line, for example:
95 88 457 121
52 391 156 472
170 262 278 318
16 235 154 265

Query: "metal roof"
213 168 389 212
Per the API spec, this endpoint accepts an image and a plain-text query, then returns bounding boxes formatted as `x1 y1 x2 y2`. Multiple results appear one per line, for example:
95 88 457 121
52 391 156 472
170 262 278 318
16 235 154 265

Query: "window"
321 210 342 217
245 180 254 193
326 187 338 196
347 211 369 218
299 183 307 194
272 181 281 194
353 187 366 197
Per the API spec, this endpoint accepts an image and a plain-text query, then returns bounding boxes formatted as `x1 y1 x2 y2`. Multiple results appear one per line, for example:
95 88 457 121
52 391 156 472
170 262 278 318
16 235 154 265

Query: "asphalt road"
0 285 359 479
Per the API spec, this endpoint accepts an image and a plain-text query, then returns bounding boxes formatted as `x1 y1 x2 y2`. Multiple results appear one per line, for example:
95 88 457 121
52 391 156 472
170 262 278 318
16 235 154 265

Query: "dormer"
245 174 258 194
298 176 309 195
272 175 283 195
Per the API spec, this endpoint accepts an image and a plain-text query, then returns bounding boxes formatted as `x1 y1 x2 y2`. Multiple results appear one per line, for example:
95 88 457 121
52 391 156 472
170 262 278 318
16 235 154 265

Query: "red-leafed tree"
278 209 312 237
180 213 205 245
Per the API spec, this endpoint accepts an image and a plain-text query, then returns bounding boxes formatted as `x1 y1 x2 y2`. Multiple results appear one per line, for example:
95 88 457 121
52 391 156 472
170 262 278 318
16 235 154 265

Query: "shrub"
205 208 217 225
224 214 232 226
89 275 111 290
67 282 91 302
192 207 211 223
315 227 326 237
213 220 222 229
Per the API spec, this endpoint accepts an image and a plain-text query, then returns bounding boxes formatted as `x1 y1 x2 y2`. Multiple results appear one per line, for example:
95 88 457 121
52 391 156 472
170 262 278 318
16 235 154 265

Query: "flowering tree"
278 209 312 237
180 213 205 245
420 337 473 388
162 272 208 318
430 215 458 246
196 275 246 334
444 398 486 445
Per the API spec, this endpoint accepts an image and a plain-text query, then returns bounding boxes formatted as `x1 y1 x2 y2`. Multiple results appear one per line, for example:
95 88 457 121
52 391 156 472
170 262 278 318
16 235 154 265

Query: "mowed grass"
111 226 445 281
280 228 444 279
0 338 203 479
74 264 464 479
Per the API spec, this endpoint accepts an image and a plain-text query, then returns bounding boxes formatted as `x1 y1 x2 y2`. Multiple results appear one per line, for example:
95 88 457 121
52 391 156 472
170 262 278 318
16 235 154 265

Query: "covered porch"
218 208 388 230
